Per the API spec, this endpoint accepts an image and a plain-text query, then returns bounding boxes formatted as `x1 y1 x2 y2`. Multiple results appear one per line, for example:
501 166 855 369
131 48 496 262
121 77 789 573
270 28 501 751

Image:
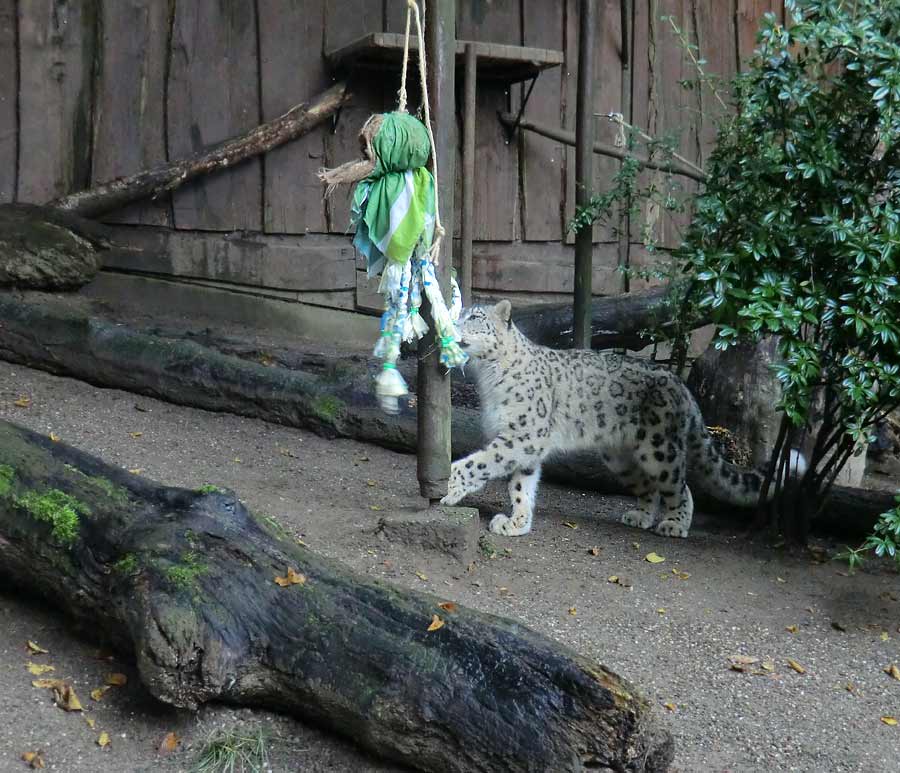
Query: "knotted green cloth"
351 112 436 276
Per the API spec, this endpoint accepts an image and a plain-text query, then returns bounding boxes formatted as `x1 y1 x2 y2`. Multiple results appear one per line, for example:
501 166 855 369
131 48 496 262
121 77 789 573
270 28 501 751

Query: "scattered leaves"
106 673 127 687
32 679 83 711
881 631 890 642
97 732 110 748
427 614 445 632
562 521 578 530
26 641 48 655
607 575 632 587
884 664 900 681
657 608 666 615
787 659 807 674
587 546 601 556
663 702 676 712
91 686 110 702
881 716 898 726
645 552 666 564
761 661 776 672
128 431 142 439
26 662 54 676
49 432 60 443
21 751 45 769
415 571 428 582
786 625 799 634
671 569 690 580
274 567 306 587
776 576 787 583
366 479 377 487
159 731 179 754
438 601 458 613
568 606 577 616
368 505 383 512
127 468 143 475
85 717 96 729
14 396 31 408
728 655 760 673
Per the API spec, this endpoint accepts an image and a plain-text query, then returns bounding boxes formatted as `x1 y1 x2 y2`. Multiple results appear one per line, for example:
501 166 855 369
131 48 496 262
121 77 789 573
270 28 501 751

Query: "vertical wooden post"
417 0 456 501
617 0 632 295
460 43 477 305
573 0 597 349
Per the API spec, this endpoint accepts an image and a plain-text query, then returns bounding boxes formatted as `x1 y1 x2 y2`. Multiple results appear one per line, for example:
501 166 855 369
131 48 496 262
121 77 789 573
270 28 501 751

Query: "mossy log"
0 420 673 772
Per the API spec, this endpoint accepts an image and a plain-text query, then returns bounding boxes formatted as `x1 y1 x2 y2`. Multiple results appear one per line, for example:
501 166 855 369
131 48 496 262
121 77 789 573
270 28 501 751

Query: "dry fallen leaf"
26 662 55 676
645 552 666 564
671 569 690 580
159 731 179 754
728 655 760 673
438 602 458 613
786 625 799 634
106 673 127 687
26 641 49 655
761 660 776 672
657 608 666 615
85 717 96 729
884 664 900 681
274 567 306 587
562 521 578 529
588 546 601 556
21 751 45 769
415 571 428 581
91 686 110 702
14 396 31 408
49 432 60 443
787 659 807 674
33 679 83 711
776 576 787 583
607 575 632 588
881 631 890 642
568 606 577 616
97 732 111 748
368 504 383 511
128 431 142 439
881 716 898 726
366 479 377 487
427 614 445 632
128 468 143 475
663 702 676 712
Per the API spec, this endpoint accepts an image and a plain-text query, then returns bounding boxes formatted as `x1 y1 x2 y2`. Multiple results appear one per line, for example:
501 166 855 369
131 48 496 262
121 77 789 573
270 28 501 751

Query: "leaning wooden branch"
498 112 709 184
0 421 674 773
51 82 351 219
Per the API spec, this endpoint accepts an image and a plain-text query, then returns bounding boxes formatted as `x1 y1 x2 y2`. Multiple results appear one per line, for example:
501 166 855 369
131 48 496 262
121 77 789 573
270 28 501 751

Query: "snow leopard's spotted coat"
441 300 771 538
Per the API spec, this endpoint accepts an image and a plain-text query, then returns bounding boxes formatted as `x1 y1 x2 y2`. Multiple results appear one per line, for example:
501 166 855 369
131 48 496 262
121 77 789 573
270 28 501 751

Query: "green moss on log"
164 551 209 591
17 489 89 545
0 464 14 496
311 394 344 422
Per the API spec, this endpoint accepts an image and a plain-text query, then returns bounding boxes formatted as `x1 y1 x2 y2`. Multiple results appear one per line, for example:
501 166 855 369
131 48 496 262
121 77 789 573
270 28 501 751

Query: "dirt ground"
1 360 899 773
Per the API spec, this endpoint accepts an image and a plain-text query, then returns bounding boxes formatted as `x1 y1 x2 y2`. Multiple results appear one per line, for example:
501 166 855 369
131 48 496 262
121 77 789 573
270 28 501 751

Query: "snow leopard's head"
457 300 513 360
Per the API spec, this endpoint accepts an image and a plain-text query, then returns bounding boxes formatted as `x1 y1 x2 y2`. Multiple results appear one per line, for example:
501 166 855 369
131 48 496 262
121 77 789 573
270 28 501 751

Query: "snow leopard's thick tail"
685 412 806 507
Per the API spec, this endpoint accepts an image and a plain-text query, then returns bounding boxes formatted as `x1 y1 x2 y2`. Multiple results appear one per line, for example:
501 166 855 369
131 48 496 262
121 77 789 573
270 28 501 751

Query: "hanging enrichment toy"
319 0 467 415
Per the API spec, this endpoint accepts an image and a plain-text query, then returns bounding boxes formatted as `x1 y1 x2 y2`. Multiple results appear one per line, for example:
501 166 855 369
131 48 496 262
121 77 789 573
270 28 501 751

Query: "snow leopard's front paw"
440 480 466 507
621 508 655 530
654 518 689 539
489 513 531 536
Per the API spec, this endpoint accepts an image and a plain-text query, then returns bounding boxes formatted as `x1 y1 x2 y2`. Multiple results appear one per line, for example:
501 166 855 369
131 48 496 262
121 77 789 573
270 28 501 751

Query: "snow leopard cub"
441 299 795 538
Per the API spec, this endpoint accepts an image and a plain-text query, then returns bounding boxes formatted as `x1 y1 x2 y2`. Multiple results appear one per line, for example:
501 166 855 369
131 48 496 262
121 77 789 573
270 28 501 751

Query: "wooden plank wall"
0 0 785 308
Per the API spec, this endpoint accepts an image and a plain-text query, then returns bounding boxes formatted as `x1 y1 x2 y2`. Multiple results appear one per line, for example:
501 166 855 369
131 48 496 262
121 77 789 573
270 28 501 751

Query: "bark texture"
0 420 674 773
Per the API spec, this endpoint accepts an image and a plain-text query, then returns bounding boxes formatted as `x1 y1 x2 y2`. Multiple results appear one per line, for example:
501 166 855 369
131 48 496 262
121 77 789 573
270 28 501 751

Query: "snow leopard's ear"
495 299 512 328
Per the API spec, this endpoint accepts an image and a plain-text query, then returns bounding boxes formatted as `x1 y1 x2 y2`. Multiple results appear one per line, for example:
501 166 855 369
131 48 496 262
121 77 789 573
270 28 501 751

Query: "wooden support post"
460 43 477 306
617 0 632 295
573 0 597 349
417 0 456 501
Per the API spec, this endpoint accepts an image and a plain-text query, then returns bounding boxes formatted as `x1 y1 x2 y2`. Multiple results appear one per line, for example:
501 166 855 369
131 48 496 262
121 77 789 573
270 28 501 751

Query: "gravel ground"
0 361 899 773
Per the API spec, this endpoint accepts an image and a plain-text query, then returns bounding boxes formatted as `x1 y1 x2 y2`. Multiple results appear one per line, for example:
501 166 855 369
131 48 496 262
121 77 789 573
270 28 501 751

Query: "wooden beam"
417 0 456 501
574 0 597 348
460 44 477 305
497 113 709 183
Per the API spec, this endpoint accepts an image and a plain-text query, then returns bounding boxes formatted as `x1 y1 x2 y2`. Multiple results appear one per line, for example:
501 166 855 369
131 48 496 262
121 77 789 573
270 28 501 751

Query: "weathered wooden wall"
0 0 784 313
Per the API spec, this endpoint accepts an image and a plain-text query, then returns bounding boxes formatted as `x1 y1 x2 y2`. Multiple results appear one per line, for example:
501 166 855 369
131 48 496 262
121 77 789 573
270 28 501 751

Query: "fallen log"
50 81 350 219
0 292 888 537
0 420 674 772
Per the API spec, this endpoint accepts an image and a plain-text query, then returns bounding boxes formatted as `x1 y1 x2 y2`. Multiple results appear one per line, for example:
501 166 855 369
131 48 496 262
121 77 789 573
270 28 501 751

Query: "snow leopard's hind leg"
604 456 660 530
654 483 693 538
489 465 541 536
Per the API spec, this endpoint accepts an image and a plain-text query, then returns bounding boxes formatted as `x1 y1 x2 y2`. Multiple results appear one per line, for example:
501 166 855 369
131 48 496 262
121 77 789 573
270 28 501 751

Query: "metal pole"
573 0 596 349
460 43 476 306
417 0 456 501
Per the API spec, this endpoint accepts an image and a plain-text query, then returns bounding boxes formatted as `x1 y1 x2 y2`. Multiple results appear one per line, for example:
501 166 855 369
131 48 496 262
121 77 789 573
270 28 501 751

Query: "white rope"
397 5 412 114
406 0 446 265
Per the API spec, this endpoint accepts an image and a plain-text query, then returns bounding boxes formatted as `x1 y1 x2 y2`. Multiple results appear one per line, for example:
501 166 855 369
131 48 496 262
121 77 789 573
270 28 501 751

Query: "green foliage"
197 484 225 495
191 727 270 773
840 500 900 569
18 489 89 546
113 553 139 574
311 394 344 422
0 464 14 496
